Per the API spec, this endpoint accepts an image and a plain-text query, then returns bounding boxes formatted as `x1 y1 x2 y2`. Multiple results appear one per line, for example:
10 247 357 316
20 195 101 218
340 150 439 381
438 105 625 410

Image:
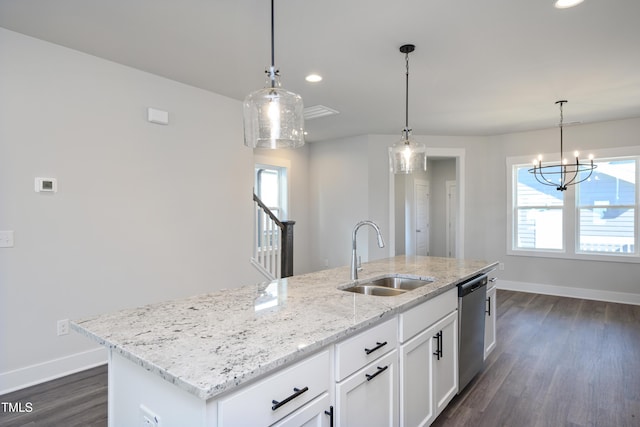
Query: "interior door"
415 180 430 256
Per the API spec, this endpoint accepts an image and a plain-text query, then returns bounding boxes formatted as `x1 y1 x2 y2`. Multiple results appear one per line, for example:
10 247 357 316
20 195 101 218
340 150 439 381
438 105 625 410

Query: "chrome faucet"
351 220 385 280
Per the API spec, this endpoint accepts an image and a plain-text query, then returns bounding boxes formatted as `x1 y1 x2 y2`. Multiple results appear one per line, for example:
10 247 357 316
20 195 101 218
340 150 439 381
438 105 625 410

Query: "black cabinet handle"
324 405 334 427
271 386 309 411
486 296 492 316
433 331 443 360
365 365 388 382
364 341 387 355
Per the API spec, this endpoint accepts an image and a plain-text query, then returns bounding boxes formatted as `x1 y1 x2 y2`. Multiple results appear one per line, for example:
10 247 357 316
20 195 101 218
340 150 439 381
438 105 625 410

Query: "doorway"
389 148 465 258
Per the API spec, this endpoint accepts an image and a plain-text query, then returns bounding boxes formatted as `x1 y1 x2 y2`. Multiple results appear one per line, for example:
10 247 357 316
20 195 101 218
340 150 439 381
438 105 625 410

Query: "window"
255 165 287 219
513 165 564 251
507 149 639 262
577 158 636 254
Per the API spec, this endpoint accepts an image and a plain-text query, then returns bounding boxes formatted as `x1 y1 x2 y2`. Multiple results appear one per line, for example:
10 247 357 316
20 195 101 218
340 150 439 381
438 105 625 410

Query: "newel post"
280 221 295 278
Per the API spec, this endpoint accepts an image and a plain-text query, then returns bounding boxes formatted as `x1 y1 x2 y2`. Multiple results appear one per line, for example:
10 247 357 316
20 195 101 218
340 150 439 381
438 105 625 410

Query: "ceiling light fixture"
305 74 323 83
389 44 427 174
554 0 584 9
243 0 304 149
529 100 596 191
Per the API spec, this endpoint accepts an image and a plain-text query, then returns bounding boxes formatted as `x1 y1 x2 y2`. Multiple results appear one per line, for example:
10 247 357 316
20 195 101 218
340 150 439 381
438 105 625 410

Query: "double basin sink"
341 276 434 296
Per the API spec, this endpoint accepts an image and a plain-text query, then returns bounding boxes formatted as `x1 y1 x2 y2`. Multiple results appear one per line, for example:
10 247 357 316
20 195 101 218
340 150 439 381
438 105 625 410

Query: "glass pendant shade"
389 129 427 174
243 71 304 149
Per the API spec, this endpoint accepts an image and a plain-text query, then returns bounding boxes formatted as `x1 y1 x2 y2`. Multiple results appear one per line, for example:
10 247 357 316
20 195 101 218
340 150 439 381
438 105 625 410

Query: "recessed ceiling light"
554 0 584 9
305 74 323 83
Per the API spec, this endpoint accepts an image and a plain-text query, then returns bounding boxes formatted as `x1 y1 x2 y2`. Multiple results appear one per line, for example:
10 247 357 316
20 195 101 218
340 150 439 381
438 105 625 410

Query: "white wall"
0 28 264 392
308 135 372 272
309 134 490 271
485 117 640 301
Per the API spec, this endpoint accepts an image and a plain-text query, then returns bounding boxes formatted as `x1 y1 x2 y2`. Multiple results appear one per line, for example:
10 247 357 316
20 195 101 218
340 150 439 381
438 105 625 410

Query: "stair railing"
252 193 295 279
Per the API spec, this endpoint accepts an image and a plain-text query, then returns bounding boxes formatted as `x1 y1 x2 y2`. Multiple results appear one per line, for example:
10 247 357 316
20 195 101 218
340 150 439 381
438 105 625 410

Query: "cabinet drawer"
218 350 330 427
399 288 457 343
335 317 398 381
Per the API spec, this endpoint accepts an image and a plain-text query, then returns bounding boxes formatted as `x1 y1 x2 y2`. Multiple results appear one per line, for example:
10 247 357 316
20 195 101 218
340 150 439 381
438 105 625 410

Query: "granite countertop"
71 255 497 400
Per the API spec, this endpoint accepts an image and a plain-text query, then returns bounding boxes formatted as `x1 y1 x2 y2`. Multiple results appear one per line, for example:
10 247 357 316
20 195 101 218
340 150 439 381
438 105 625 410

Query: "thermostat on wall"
147 107 169 125
35 177 57 193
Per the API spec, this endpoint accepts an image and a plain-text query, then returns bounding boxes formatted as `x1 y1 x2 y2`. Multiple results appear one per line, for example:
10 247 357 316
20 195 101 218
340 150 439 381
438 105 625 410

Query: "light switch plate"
0 230 14 248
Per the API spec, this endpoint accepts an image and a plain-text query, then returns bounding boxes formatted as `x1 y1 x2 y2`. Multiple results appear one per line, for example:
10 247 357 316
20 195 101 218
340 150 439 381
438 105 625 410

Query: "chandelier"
529 100 596 191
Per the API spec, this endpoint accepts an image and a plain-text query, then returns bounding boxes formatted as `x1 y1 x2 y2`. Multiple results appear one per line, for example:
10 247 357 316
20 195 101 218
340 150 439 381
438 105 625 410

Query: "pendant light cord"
269 0 276 88
405 51 410 132
558 100 564 161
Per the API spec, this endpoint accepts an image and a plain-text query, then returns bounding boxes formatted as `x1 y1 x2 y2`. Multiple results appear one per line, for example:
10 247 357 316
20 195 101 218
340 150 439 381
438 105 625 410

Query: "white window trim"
506 146 640 264
254 155 290 220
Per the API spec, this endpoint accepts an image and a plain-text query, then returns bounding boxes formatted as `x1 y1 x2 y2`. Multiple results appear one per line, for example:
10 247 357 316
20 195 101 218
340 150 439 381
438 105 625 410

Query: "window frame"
506 146 640 264
254 161 289 220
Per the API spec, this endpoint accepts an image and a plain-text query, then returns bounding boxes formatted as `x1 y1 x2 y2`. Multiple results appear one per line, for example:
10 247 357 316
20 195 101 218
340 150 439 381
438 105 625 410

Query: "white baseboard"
497 280 640 306
0 347 107 395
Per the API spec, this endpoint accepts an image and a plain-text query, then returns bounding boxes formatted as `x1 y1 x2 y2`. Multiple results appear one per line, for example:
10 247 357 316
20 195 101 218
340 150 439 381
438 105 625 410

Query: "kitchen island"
72 255 497 426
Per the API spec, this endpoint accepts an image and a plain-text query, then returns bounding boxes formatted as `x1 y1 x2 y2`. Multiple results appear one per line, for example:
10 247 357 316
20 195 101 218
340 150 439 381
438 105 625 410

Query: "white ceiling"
1 0 640 142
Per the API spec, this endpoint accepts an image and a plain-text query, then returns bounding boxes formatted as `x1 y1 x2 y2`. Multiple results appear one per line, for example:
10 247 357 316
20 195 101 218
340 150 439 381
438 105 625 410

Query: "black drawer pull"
365 365 388 382
271 386 309 411
486 296 492 316
324 405 334 427
433 331 443 360
364 341 388 355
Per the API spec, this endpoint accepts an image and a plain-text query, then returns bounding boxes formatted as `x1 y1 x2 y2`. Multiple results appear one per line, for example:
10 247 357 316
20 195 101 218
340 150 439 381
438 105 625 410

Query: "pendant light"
243 0 304 149
529 100 596 191
389 44 427 174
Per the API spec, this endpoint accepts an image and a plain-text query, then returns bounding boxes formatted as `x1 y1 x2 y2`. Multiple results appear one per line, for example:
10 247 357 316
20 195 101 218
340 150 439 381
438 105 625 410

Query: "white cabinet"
431 311 458 416
399 325 434 427
271 393 333 427
336 350 399 427
484 281 497 359
335 317 398 381
217 350 331 427
399 288 458 427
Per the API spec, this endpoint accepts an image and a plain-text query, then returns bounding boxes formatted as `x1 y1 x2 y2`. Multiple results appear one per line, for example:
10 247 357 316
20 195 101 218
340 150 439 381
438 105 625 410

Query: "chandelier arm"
535 167 562 188
562 163 581 187
573 163 595 186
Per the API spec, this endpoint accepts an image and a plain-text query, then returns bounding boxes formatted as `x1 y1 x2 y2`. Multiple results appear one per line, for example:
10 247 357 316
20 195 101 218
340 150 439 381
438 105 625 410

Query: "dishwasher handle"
458 274 488 297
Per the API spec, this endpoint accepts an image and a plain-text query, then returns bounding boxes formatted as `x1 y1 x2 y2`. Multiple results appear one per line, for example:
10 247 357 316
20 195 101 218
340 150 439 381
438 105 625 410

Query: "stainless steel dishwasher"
457 273 488 392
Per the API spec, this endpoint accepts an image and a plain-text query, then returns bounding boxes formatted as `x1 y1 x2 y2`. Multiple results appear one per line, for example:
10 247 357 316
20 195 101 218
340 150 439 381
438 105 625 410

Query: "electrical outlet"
499 262 505 271
57 319 69 336
140 404 160 427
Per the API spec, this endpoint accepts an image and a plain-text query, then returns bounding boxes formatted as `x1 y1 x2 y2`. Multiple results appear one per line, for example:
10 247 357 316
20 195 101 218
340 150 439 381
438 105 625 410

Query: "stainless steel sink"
344 285 407 296
366 276 433 290
341 276 434 296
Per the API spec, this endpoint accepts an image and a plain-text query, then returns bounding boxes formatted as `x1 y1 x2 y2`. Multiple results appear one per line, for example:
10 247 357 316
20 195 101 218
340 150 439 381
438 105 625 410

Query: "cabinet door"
432 311 458 417
484 285 497 359
271 393 332 427
336 350 398 427
400 328 434 427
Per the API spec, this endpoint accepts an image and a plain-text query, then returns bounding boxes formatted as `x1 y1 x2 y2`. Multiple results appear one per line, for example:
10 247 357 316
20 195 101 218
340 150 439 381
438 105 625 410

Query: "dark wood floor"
0 364 107 427
434 290 640 427
1 290 639 426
